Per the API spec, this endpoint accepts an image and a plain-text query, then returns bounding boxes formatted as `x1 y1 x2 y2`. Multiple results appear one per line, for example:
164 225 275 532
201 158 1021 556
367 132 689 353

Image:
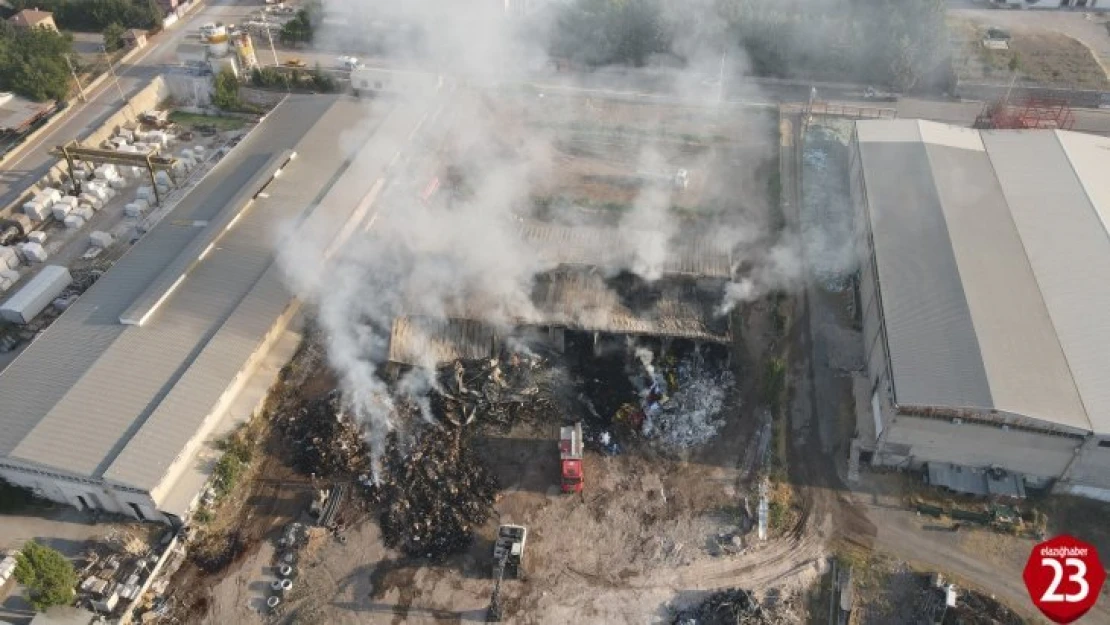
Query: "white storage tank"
0 265 72 324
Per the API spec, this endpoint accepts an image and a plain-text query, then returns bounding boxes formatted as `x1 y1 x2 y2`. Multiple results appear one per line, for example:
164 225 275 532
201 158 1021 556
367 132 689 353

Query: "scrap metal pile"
370 425 499 560
276 389 371 478
672 589 771 625
368 352 558 560
637 349 736 448
429 353 559 430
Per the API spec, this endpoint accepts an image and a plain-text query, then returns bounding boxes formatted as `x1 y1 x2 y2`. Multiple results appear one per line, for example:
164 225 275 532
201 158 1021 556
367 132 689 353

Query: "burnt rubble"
369 353 555 560
371 425 499 559
672 589 768 625
276 390 371 478
429 353 560 430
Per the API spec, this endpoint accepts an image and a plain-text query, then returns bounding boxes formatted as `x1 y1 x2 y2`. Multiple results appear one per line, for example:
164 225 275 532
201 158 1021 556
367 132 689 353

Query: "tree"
14 541 77 611
103 22 125 52
309 66 336 92
279 9 314 46
0 21 75 101
552 0 672 67
10 0 163 31
211 68 241 110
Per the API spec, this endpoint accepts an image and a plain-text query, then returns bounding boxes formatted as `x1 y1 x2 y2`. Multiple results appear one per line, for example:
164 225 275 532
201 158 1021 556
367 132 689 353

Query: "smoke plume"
273 0 815 468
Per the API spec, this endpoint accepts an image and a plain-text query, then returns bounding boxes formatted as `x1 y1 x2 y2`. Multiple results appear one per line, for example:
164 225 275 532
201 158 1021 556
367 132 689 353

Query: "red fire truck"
559 423 584 493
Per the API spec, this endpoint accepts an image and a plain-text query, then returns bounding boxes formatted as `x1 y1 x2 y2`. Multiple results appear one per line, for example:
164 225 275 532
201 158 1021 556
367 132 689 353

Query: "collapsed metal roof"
388 269 730 367
516 221 733 279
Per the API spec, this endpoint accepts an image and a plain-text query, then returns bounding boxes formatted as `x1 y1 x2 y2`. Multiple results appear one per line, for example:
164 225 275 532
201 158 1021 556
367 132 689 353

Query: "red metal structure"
974 97 1075 130
559 423 583 493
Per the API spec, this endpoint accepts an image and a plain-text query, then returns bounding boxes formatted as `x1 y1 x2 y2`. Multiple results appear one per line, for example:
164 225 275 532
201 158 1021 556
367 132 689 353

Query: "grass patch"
950 18 1110 89
212 425 257 497
767 479 799 535
168 111 247 131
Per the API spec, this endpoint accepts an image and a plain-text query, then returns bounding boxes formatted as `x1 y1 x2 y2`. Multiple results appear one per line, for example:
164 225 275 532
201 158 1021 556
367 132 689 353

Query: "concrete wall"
0 460 165 522
1063 437 1110 492
163 72 212 108
874 414 1081 479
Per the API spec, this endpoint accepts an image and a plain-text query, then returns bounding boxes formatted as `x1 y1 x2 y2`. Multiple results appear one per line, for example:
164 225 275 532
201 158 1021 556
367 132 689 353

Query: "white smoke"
273 0 800 468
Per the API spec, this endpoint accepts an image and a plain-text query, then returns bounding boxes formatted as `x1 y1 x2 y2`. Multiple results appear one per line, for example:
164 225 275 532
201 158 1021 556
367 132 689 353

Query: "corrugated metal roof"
516 221 733 279
858 139 993 410
923 142 1085 429
983 131 1110 434
532 270 730 343
0 95 347 486
856 120 1110 434
388 317 497 367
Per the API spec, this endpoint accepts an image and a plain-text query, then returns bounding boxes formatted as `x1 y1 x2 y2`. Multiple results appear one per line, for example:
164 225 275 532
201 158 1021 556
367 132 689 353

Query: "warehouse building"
0 95 390 524
850 119 1110 501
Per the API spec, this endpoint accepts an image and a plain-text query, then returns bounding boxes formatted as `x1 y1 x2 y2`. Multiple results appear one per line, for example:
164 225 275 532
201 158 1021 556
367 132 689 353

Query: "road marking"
362 212 379 233
407 112 428 140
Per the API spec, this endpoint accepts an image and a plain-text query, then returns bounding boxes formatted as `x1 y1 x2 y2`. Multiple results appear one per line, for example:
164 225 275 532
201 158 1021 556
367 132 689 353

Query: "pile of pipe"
370 425 499 560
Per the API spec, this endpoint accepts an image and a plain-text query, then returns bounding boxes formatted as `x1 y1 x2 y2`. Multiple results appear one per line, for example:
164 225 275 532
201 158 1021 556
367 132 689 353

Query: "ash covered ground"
273 328 743 563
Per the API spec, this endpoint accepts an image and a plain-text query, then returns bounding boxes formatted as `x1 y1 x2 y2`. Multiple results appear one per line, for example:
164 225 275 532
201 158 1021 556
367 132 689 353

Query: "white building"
850 119 1110 500
0 95 374 524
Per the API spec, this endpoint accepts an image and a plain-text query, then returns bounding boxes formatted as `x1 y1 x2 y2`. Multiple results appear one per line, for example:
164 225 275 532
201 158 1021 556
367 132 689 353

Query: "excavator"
486 524 527 622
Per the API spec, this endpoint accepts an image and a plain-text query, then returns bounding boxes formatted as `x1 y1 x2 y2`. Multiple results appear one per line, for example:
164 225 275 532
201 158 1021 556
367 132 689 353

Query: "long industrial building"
850 119 1110 500
0 95 417 524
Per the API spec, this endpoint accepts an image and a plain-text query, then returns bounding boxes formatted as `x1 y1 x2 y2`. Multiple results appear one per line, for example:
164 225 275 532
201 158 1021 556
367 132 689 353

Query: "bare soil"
950 17 1110 89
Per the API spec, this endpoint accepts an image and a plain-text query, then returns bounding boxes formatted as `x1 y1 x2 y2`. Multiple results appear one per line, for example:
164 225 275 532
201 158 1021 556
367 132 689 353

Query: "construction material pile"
672 589 769 625
637 349 736 448
276 389 371 478
371 425 499 560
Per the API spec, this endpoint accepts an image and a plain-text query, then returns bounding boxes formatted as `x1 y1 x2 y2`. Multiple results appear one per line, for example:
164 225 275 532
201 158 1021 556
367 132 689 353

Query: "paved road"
0 0 261 210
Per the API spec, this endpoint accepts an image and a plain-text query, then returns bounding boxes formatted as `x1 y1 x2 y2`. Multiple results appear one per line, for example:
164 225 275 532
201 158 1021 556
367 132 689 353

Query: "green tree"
552 0 672 67
0 21 75 101
211 68 240 110
10 0 163 31
279 9 314 46
309 65 336 92
102 22 125 52
14 541 77 611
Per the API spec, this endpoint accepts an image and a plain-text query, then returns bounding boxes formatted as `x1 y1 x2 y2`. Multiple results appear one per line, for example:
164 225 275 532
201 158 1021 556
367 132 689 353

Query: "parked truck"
559 423 584 493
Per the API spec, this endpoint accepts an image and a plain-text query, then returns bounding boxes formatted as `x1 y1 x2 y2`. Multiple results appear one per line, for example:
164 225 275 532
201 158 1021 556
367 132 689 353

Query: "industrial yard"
131 87 848 625
5 0 1110 620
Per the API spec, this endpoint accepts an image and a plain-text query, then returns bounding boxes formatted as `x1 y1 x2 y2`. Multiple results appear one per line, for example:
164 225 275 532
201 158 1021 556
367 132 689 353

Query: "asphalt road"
0 0 262 211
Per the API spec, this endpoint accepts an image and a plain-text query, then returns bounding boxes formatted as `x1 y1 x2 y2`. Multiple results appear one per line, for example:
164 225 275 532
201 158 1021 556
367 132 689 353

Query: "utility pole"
262 13 279 67
66 55 87 103
716 49 726 106
102 45 135 119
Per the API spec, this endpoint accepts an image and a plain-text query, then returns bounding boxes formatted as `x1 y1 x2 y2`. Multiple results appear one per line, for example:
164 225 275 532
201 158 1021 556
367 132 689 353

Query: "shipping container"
0 265 72 324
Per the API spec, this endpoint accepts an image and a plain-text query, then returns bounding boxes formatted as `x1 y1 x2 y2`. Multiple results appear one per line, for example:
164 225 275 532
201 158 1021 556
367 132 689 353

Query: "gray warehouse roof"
0 95 367 496
855 119 1110 435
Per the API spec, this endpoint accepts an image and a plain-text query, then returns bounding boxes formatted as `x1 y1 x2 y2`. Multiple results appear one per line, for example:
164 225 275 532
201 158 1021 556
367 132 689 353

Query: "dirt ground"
949 17 1110 89
153 93 840 624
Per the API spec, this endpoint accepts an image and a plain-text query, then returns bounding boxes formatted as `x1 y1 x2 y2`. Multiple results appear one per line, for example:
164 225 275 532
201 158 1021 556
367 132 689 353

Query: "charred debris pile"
371 353 558 558
672 589 770 625
371 425 499 559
